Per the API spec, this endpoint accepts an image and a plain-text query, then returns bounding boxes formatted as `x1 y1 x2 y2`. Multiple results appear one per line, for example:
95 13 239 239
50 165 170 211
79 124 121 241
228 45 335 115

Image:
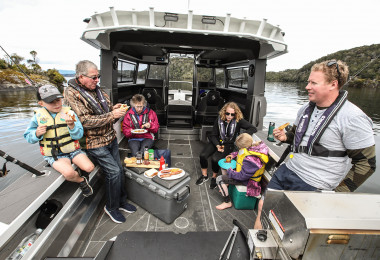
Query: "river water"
0 82 379 193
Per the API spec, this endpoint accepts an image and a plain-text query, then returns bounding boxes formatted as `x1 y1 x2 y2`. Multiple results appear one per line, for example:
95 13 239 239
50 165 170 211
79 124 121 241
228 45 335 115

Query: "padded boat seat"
196 90 224 125
142 88 166 125
145 79 164 99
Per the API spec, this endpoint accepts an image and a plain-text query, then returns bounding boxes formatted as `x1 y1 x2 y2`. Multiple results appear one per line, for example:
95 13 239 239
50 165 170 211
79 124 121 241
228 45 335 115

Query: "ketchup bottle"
159 156 166 171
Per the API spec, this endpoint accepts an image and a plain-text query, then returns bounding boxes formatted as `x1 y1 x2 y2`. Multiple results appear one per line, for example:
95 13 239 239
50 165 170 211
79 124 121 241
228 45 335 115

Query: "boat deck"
80 135 259 257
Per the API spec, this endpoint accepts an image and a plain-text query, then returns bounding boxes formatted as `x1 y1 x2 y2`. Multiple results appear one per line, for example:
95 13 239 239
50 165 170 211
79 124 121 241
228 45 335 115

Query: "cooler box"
124 167 190 224
228 185 257 210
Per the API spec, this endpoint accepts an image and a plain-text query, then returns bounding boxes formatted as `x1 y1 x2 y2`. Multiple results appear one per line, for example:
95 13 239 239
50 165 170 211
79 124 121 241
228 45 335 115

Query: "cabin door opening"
168 54 194 105
166 53 195 128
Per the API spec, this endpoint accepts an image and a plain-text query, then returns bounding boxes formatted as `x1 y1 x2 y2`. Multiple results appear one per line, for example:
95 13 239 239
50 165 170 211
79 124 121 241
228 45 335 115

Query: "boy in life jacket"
24 85 94 197
215 133 269 210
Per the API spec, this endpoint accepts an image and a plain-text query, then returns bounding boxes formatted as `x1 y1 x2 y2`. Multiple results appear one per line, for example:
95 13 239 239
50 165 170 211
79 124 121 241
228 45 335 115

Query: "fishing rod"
0 150 45 177
0 44 36 88
0 46 45 177
343 53 380 88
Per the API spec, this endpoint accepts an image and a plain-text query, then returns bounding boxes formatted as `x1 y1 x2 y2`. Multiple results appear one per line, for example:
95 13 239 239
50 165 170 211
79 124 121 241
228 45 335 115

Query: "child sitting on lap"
24 85 95 197
216 133 269 210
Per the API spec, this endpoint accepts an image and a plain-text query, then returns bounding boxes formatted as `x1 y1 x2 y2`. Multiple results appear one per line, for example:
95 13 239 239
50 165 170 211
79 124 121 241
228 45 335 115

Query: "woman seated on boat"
196 102 257 189
216 133 269 210
122 94 159 156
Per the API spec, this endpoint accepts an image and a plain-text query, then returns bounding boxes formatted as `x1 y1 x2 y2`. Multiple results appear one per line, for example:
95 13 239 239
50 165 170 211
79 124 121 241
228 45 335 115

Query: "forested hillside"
0 50 66 89
266 44 380 88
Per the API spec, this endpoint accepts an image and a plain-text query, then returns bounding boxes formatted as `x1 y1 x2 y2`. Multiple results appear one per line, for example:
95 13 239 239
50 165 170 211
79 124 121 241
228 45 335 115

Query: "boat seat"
144 79 164 99
196 90 224 125
142 88 166 125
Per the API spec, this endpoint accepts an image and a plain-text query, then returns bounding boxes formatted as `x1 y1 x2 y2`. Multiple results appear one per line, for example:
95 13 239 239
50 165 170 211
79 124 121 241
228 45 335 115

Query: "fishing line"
343 53 380 88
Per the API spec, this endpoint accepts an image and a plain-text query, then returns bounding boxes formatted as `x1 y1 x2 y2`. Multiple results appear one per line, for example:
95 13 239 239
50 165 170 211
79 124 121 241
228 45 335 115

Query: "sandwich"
145 168 158 177
65 110 76 122
278 122 290 130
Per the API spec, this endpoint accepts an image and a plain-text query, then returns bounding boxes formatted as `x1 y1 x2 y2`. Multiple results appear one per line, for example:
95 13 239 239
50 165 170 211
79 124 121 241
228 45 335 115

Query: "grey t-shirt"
286 101 375 190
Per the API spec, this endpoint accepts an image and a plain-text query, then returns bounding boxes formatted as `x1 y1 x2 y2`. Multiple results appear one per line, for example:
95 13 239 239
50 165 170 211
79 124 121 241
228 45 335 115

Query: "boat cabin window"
168 54 194 105
137 63 148 84
117 60 136 83
197 67 213 82
215 68 225 88
148 64 166 80
227 67 248 89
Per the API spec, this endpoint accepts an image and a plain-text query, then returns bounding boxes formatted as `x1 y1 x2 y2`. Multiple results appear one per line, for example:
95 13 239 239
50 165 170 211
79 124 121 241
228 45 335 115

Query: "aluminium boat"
0 7 379 260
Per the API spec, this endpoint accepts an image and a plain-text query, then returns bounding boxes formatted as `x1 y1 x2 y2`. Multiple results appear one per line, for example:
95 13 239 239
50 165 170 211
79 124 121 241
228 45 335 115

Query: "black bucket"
35 199 63 229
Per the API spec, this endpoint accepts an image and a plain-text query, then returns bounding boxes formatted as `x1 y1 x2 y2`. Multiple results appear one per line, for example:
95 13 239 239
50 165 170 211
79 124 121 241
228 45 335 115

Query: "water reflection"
0 90 38 119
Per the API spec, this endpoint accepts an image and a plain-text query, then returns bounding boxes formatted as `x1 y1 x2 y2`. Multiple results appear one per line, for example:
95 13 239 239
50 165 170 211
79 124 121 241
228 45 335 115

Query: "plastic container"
159 156 166 171
7 228 43 259
125 168 190 224
148 149 154 161
228 185 258 210
144 146 149 161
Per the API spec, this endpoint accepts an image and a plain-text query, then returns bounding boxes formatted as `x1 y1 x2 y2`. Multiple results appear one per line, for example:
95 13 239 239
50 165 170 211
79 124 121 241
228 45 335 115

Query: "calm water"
0 83 379 193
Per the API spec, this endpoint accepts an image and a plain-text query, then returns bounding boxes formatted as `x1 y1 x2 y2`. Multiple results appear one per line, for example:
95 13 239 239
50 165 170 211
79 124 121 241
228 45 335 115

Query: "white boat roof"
81 7 288 64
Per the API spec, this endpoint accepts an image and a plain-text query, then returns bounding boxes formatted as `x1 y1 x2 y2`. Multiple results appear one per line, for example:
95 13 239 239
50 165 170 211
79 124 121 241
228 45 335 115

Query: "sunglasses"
225 112 235 116
327 60 341 84
83 74 101 80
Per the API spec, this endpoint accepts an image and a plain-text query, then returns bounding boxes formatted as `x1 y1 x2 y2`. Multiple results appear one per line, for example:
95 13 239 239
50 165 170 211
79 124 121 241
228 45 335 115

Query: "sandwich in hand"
277 122 290 130
65 110 76 122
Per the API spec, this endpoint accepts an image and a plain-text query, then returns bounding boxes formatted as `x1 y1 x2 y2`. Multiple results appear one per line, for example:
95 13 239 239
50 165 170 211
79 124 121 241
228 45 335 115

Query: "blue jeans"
87 139 127 210
128 138 154 156
268 164 317 191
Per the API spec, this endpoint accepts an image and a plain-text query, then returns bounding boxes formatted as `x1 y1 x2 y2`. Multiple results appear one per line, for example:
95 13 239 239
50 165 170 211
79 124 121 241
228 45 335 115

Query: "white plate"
158 168 185 180
131 129 147 134
144 169 158 178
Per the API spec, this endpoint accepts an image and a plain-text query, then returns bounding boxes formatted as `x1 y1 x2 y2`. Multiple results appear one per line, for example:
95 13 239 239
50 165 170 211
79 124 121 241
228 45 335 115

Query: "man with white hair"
65 60 137 224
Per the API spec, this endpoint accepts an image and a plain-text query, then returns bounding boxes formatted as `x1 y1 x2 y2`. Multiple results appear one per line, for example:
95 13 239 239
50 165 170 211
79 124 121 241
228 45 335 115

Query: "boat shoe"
119 203 137 213
104 206 126 223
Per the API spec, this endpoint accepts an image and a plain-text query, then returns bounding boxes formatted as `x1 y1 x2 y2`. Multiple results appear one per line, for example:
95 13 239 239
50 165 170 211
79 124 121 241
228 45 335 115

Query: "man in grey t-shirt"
254 60 376 229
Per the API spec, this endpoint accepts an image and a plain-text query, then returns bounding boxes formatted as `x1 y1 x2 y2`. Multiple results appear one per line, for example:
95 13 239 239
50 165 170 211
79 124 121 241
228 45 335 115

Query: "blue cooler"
228 185 257 210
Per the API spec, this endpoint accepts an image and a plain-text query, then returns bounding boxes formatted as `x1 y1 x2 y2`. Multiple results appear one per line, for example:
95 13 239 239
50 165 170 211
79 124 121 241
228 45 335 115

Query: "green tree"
47 69 66 86
0 58 7 69
30 50 37 63
10 53 24 65
31 63 42 73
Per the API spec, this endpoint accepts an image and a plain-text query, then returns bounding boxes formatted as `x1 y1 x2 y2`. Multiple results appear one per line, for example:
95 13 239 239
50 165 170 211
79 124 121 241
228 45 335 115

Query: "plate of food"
218 158 236 170
144 169 159 178
158 168 185 180
131 129 148 134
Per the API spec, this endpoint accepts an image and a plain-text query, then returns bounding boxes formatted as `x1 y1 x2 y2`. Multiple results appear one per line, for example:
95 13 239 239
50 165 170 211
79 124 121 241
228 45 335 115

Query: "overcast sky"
1 0 379 72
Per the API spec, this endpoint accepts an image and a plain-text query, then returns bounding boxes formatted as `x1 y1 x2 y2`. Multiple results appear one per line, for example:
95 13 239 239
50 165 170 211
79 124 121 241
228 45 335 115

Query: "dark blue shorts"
267 164 317 191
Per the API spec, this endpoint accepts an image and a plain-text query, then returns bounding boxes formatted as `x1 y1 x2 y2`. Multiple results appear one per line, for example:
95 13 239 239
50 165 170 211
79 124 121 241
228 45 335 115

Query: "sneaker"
104 206 126 224
209 178 217 189
195 175 209 185
79 178 93 197
119 203 137 213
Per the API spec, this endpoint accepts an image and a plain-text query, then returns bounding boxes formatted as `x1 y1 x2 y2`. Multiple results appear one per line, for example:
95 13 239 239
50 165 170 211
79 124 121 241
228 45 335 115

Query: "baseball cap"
38 85 64 103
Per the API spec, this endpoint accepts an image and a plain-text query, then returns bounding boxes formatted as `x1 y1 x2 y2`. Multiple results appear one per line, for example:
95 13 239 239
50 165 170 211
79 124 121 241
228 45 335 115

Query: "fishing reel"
0 161 9 177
